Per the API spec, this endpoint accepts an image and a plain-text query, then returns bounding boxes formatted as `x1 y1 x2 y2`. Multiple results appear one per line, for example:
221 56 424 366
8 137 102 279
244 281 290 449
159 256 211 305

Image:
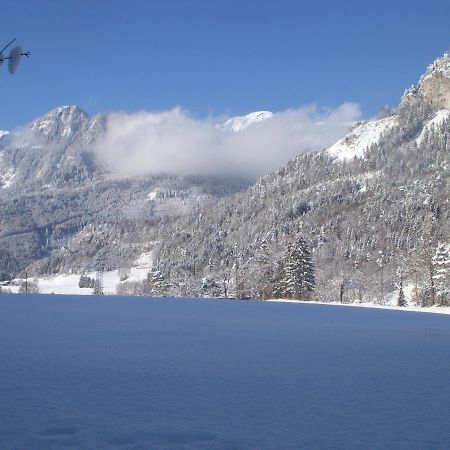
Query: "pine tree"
253 239 276 299
432 243 450 306
79 273 95 288
281 237 315 300
145 269 168 297
93 270 104 295
397 279 407 307
271 259 285 299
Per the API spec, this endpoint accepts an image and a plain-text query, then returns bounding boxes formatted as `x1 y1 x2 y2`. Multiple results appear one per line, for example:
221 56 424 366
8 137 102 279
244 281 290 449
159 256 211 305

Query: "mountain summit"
419 52 450 109
221 111 273 132
402 52 450 110
31 105 90 141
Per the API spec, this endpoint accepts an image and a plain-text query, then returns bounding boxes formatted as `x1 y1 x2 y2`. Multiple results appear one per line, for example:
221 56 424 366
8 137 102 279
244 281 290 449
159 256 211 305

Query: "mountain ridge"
1 52 449 307
152 52 450 304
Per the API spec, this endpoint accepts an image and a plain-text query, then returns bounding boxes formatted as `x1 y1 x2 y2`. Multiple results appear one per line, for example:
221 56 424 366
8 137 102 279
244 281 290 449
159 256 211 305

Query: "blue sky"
1 0 449 129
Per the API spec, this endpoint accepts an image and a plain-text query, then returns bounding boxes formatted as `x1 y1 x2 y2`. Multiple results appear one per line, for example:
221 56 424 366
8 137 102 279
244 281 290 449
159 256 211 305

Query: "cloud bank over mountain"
94 103 361 178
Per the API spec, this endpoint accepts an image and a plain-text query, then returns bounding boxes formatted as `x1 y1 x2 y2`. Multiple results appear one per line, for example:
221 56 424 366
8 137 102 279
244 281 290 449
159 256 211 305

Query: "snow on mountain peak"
400 52 450 110
422 52 450 82
221 111 273 132
417 52 450 110
31 105 90 138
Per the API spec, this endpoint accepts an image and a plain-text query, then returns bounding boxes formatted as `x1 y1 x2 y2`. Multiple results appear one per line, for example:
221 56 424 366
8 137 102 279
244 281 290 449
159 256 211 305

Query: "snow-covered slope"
327 115 397 161
0 167 16 189
0 152 16 189
416 109 450 143
0 130 8 139
221 111 273 132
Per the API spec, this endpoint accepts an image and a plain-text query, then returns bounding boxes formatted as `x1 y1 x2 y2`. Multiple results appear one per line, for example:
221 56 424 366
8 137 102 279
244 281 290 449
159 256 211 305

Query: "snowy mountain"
31 105 91 139
327 53 450 161
1 52 450 308
221 111 273 132
153 52 450 305
0 107 251 275
401 52 450 110
419 52 450 109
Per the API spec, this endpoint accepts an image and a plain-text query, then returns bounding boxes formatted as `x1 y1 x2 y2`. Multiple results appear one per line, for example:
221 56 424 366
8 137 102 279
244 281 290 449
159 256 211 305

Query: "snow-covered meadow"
5 252 154 296
268 298 450 315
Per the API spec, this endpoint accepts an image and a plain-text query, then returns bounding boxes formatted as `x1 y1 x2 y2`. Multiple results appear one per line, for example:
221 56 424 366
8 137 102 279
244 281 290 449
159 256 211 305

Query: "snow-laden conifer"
281 237 315 300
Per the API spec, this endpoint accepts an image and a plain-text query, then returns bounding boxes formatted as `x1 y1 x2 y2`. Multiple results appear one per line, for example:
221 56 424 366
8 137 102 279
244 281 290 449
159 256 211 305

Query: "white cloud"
94 103 361 178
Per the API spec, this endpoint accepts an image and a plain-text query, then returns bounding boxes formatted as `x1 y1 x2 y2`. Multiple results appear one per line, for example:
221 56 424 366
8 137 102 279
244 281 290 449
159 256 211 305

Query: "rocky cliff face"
419 52 450 109
401 52 450 110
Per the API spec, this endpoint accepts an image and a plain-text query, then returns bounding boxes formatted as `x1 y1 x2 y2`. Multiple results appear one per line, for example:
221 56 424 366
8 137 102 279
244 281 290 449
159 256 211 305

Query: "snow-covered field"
6 252 154 296
267 299 450 315
4 285 449 316
268 280 450 315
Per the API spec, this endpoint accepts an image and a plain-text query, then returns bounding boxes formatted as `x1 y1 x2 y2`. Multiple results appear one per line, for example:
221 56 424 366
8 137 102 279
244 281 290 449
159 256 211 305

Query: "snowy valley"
1 53 450 312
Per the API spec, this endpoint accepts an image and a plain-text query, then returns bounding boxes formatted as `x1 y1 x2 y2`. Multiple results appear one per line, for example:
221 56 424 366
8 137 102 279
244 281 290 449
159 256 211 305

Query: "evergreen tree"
432 243 450 306
79 273 95 288
397 279 407 307
281 237 315 300
93 271 104 295
145 269 168 297
253 239 276 299
271 259 285 299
